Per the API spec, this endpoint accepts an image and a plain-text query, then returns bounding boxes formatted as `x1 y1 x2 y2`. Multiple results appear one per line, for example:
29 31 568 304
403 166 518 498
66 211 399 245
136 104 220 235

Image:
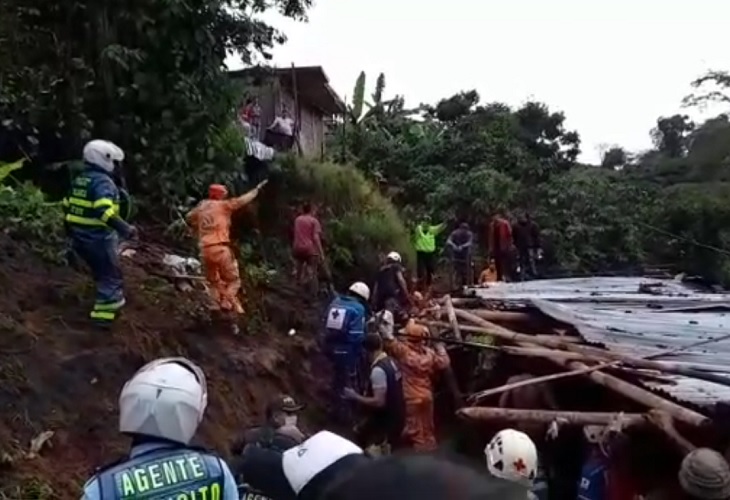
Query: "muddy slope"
0 235 327 499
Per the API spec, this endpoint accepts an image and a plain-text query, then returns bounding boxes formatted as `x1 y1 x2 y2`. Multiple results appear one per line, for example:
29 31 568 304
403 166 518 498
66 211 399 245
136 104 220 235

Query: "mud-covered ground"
0 235 329 499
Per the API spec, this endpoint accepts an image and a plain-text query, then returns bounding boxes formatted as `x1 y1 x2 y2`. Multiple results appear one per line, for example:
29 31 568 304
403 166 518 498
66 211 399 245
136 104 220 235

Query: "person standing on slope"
292 202 324 288
81 357 238 500
414 217 446 292
62 140 137 326
380 318 450 451
186 180 267 334
323 281 370 425
371 251 411 313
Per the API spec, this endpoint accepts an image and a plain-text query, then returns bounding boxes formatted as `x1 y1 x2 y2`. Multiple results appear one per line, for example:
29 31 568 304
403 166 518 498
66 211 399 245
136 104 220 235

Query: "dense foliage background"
332 71 730 283
2 0 730 285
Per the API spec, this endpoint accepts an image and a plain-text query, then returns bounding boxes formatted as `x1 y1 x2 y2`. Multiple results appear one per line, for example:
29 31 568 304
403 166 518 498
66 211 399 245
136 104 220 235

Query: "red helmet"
208 184 228 200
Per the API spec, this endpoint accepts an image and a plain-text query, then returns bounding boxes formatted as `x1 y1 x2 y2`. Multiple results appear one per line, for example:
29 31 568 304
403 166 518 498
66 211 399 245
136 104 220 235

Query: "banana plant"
0 159 25 184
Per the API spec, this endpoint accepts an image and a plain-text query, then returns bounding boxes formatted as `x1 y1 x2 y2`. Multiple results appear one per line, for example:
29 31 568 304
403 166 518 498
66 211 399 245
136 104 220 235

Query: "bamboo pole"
444 295 462 341
451 309 711 427
425 319 730 375
471 310 533 323
431 308 465 408
458 407 647 426
468 362 615 403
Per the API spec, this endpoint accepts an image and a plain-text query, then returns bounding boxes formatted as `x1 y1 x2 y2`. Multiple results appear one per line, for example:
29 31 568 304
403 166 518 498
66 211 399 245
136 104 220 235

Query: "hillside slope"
0 234 328 499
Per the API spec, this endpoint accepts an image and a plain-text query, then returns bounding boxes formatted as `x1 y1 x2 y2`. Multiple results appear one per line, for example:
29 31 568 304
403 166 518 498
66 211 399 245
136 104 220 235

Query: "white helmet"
386 251 402 263
485 429 538 485
348 281 370 301
119 357 207 445
83 139 124 173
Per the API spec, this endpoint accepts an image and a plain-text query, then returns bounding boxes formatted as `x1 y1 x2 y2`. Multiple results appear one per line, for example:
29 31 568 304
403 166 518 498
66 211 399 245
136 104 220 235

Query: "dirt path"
0 235 328 499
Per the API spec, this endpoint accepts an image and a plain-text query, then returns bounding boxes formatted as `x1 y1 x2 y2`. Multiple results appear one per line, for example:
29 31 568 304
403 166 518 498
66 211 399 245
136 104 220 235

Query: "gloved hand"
126 225 139 240
546 417 569 440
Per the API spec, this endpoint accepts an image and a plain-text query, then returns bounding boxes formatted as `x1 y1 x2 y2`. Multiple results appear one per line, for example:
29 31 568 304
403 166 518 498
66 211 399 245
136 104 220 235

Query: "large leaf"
350 71 366 122
0 159 26 184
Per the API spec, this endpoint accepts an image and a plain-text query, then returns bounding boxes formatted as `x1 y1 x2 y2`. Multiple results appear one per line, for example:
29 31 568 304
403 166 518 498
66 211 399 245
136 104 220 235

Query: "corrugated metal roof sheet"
468 277 730 310
466 277 730 408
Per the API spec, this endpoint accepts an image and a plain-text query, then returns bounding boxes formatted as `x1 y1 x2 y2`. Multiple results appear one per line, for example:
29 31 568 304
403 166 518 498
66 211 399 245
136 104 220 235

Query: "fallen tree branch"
458 407 647 426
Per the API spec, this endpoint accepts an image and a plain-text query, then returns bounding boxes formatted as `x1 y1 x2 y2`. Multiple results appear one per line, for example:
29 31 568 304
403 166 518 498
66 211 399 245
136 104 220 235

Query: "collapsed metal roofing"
467 277 730 408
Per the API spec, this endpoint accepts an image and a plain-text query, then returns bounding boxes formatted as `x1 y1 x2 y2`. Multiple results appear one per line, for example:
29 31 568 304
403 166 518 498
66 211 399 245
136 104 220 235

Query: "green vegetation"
277 155 413 276
0 160 64 260
2 0 730 288
332 70 730 284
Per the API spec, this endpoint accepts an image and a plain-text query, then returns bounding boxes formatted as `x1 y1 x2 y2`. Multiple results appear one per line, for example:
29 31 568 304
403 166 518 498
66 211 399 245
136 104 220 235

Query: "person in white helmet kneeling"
484 428 541 499
322 281 370 426
81 358 238 500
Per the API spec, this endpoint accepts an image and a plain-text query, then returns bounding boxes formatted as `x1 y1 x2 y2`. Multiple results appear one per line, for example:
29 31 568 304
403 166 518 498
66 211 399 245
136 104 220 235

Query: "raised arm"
228 179 268 212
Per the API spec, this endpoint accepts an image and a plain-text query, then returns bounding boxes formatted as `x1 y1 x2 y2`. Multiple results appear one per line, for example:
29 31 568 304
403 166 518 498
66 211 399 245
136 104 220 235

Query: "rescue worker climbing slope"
63 140 137 325
371 251 411 313
186 180 267 332
323 281 370 425
81 357 238 500
380 318 449 451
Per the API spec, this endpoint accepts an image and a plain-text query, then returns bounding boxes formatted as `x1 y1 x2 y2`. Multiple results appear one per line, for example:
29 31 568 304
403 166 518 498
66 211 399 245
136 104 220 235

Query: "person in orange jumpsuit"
380 318 450 451
479 258 499 285
186 180 267 331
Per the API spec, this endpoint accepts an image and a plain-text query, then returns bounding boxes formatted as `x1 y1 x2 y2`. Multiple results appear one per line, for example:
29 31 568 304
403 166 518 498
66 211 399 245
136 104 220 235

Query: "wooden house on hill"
229 65 346 159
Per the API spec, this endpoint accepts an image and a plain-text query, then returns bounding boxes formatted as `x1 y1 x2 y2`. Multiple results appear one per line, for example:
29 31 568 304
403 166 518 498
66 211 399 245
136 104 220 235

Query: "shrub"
275 155 414 280
0 160 64 261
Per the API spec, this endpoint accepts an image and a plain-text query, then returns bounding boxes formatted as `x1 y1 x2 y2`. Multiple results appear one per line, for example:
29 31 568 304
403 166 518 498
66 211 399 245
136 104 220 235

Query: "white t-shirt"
269 117 295 136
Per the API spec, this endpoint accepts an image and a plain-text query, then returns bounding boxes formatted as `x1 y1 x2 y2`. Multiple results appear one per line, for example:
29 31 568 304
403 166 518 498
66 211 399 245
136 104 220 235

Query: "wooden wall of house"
279 91 325 159
248 77 327 158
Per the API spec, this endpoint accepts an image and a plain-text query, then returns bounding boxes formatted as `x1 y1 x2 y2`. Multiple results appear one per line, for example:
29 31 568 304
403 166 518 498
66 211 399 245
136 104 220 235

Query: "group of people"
62 138 272 334
77 354 547 500
238 96 297 151
411 211 543 292
79 355 730 500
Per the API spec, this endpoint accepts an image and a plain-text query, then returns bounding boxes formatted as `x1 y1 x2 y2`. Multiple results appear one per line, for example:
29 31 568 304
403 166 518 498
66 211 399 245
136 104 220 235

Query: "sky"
226 0 728 164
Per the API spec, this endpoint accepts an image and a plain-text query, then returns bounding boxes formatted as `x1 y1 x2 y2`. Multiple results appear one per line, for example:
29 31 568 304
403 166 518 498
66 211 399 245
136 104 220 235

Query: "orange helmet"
208 184 228 200
405 318 429 343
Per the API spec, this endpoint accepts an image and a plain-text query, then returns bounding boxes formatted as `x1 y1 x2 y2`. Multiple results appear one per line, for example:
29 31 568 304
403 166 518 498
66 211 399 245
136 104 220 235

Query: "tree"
650 115 695 158
683 70 730 109
0 0 312 203
601 146 630 169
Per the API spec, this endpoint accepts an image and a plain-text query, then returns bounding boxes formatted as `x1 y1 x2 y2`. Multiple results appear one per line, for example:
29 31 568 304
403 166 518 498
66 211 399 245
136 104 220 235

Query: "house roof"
229 65 346 115
468 277 730 409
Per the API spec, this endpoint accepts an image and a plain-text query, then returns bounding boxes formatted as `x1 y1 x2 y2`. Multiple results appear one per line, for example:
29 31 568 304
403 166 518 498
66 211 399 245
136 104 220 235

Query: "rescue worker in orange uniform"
186 180 267 333
379 318 450 451
479 258 499 285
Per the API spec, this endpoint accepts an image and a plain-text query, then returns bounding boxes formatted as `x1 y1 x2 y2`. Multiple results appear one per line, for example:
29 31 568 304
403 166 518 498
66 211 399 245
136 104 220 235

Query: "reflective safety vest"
94 446 226 499
62 169 120 231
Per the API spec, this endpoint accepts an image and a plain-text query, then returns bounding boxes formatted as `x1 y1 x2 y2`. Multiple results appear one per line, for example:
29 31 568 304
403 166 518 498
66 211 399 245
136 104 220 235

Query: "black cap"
268 394 304 414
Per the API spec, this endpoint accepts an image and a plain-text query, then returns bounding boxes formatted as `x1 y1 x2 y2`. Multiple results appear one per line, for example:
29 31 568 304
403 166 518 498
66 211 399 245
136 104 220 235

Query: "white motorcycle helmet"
386 251 402 263
484 429 538 485
83 139 124 173
348 281 370 301
119 357 207 445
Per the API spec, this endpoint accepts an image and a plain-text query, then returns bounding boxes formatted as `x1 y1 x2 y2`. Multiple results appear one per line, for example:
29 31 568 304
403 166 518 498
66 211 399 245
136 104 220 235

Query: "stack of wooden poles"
414 295 730 452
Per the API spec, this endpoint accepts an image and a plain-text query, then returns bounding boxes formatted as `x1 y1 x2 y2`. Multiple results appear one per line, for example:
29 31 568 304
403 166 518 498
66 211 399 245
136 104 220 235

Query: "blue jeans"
72 235 124 322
